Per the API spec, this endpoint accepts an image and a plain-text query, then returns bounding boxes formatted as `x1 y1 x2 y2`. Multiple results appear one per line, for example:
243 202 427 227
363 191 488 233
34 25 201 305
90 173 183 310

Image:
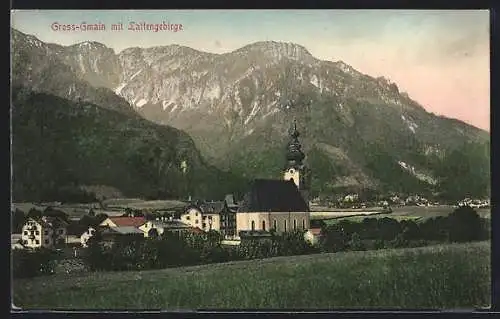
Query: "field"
313 205 491 226
13 241 490 310
12 198 189 220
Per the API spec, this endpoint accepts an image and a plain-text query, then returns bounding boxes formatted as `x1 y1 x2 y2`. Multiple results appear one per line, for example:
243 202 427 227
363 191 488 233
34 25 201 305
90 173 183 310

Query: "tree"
27 208 42 219
447 206 482 242
320 225 348 253
12 209 26 233
348 232 366 251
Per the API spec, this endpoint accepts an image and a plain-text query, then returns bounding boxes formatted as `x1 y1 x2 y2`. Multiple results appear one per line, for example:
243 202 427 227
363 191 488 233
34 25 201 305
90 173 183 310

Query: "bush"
447 206 482 242
320 225 349 253
12 248 58 278
347 232 366 251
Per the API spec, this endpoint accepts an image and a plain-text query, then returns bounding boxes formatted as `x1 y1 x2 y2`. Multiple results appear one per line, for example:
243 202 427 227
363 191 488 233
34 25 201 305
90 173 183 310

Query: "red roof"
108 217 146 227
310 228 322 236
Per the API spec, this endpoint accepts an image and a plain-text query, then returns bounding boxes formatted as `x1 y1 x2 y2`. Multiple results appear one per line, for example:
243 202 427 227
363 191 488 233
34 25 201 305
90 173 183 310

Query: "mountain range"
10 28 490 201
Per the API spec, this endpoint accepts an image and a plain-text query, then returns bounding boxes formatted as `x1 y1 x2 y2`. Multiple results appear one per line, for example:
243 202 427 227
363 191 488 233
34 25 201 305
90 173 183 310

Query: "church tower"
283 119 311 207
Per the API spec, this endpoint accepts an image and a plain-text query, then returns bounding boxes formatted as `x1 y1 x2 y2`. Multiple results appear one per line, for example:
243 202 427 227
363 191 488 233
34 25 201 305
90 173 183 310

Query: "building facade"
21 217 67 249
181 202 222 232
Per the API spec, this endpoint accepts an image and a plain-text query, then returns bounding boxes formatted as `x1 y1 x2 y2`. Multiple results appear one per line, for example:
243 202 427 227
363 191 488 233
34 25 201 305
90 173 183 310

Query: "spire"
291 118 300 139
286 118 305 167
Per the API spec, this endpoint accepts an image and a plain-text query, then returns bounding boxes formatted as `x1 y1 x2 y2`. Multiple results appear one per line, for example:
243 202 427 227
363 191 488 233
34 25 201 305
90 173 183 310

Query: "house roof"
105 217 146 227
224 194 239 209
309 228 322 236
238 179 309 213
200 201 225 214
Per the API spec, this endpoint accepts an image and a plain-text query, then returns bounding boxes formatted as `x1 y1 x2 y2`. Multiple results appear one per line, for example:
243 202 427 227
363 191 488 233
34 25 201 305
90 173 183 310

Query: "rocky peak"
234 41 315 63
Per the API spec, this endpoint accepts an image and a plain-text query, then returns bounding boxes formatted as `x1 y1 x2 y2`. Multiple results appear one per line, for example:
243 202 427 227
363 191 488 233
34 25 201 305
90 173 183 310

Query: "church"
234 120 311 239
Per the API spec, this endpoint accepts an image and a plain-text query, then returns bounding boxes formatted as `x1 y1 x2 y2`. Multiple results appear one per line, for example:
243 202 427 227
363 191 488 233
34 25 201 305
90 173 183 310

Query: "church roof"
238 179 309 213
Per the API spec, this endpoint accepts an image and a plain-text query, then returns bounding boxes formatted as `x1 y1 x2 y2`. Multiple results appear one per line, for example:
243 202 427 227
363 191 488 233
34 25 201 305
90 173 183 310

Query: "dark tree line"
319 206 488 252
82 229 317 272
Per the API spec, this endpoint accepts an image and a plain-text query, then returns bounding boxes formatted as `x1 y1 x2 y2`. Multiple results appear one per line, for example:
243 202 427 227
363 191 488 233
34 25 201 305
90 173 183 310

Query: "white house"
181 205 220 232
21 216 68 249
304 228 322 246
80 227 97 247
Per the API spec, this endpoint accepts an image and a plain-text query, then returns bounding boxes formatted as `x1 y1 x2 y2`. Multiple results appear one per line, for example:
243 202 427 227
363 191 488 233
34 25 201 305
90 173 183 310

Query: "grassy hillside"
13 241 490 309
11 87 248 202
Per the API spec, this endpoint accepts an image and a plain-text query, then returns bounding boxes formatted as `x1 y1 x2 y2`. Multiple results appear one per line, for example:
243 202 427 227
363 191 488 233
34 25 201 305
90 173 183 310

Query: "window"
302 219 306 229
186 216 190 220
44 239 49 244
203 216 207 220
284 220 287 232
251 221 255 231
202 223 206 229
195 212 198 216
35 240 40 244
59 229 64 234
23 231 28 235
262 220 266 231
44 230 49 235
195 220 199 224
273 219 277 230
208 216 212 220
293 219 297 230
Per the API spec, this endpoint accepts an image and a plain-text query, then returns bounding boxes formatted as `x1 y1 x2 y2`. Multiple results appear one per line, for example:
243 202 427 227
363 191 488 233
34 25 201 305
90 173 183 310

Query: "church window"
290 169 295 174
293 219 297 230
262 220 266 231
273 219 277 230
284 220 287 232
302 219 306 229
251 221 255 231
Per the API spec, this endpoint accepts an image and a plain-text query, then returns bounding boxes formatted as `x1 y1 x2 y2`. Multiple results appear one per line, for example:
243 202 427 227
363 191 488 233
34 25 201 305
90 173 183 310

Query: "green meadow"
13 241 490 310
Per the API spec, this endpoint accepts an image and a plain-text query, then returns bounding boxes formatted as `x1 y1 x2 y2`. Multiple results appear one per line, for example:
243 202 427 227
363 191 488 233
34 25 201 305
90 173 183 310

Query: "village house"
80 227 97 247
220 194 239 239
99 216 146 228
304 228 322 246
80 216 146 246
97 226 145 247
181 202 222 232
21 216 68 249
11 233 23 250
138 219 194 238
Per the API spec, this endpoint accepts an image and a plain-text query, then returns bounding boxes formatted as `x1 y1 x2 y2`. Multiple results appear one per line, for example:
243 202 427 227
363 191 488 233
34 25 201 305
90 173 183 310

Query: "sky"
11 10 490 131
